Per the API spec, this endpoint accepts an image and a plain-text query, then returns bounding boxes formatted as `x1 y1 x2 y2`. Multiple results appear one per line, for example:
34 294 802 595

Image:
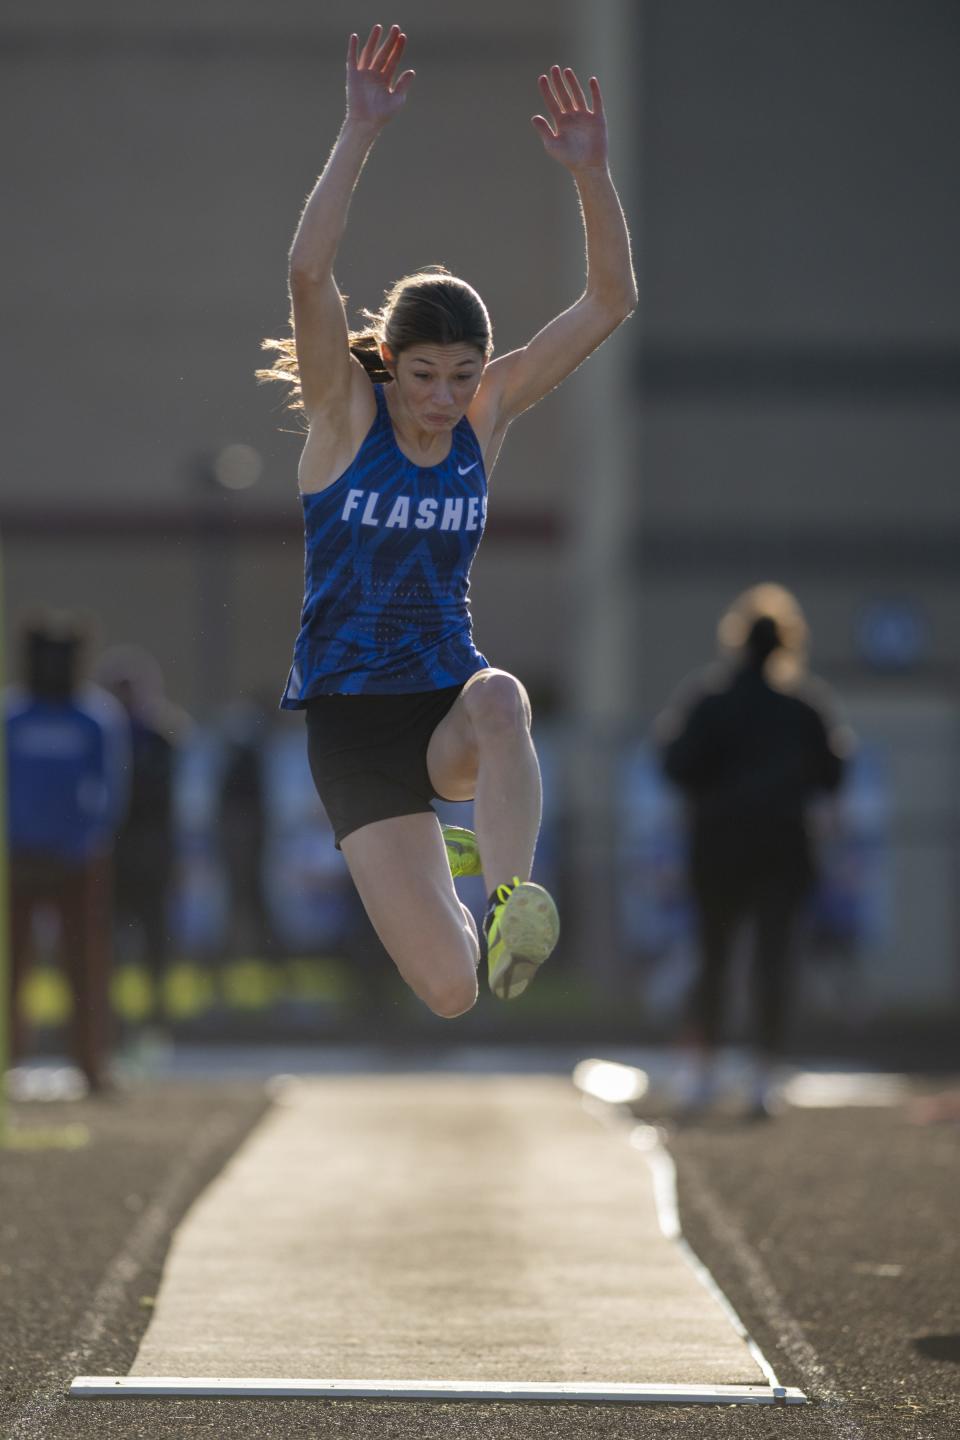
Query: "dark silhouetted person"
96 645 191 1027
657 584 851 1117
217 696 275 964
5 615 129 1090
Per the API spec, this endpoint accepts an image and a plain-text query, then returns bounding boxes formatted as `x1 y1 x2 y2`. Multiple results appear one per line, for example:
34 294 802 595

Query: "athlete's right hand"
346 25 415 129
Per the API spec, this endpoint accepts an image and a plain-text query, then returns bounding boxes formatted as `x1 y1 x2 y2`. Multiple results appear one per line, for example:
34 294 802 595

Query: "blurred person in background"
216 692 276 968
4 612 129 1091
257 25 636 1017
657 584 852 1118
96 644 191 1031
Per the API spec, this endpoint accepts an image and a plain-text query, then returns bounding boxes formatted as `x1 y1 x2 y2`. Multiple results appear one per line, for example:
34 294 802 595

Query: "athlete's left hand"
531 67 608 172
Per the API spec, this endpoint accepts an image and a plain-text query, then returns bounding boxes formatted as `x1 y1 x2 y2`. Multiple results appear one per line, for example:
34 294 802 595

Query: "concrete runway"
122 1075 766 1390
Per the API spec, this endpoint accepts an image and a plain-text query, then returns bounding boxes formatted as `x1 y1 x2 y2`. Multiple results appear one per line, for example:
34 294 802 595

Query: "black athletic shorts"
304 684 468 847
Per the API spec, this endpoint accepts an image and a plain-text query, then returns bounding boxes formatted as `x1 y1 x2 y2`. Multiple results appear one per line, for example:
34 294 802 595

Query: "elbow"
616 296 638 328
616 276 639 321
603 289 639 340
288 250 327 288
590 279 638 329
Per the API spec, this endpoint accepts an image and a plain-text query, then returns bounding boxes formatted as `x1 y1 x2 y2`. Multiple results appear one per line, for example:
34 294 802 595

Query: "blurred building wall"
1 0 591 705
5 3 957 707
635 0 960 712
3 2 958 1012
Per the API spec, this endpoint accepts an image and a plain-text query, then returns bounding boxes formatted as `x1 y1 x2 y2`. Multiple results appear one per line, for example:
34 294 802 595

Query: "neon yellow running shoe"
441 823 483 880
484 878 560 1001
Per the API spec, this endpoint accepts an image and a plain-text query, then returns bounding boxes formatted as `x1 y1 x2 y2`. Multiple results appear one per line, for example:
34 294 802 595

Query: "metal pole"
567 0 642 998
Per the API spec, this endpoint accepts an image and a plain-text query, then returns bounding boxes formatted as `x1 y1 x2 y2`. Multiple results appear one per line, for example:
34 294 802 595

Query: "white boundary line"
70 1376 806 1403
673 1146 869 1439
631 1129 785 1391
572 1060 810 1407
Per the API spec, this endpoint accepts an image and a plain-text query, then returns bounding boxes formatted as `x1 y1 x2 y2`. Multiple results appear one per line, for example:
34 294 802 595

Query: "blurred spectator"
217 694 277 964
4 612 129 1090
95 644 191 1027
656 584 852 1117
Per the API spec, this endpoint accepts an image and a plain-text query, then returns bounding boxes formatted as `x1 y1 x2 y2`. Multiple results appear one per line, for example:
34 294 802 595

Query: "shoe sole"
489 885 559 1001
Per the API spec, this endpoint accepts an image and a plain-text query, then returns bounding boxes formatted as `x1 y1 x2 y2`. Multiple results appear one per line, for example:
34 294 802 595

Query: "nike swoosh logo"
458 461 479 476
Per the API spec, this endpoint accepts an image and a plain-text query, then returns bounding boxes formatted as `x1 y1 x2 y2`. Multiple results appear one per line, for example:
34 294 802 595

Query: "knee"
421 968 479 1020
465 672 531 744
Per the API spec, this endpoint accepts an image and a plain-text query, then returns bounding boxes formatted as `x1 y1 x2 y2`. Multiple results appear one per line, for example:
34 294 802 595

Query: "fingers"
538 65 600 116
355 22 403 67
356 23 383 69
531 114 557 142
378 26 407 79
562 67 588 110
353 23 408 82
392 68 416 98
537 72 565 124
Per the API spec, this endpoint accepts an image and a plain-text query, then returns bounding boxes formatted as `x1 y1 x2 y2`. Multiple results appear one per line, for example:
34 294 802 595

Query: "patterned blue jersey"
281 384 490 702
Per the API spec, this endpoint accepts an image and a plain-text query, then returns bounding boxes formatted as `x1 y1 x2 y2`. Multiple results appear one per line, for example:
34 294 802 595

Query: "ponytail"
255 332 306 418
348 330 393 383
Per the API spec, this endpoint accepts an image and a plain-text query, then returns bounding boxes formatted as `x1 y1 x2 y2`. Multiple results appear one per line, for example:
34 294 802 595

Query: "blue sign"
856 599 928 670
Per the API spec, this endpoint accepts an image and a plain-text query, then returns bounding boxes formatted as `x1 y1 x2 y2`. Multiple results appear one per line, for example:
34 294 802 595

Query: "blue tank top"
281 384 490 702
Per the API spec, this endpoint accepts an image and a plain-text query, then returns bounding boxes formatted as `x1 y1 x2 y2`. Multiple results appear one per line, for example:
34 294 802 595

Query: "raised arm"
476 66 637 433
288 25 414 418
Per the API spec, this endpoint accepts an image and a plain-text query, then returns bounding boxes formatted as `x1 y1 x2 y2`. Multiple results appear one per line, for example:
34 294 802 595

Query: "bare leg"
341 812 479 1018
427 669 542 894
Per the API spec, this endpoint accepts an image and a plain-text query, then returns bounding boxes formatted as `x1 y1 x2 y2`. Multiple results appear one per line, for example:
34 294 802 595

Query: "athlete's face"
386 344 486 429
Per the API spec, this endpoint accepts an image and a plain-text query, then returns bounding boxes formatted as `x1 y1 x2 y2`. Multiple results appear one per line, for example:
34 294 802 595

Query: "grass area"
19 955 358 1026
18 955 619 1031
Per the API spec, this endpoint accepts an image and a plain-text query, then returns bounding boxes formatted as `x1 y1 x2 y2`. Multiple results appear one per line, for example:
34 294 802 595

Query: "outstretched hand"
346 24 415 129
532 67 608 172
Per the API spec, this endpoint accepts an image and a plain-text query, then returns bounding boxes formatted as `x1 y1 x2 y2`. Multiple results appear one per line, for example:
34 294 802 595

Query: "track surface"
1 1065 957 1439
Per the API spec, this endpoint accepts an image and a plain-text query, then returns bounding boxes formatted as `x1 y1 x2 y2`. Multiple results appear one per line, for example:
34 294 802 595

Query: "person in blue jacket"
258 24 636 1018
5 615 129 1090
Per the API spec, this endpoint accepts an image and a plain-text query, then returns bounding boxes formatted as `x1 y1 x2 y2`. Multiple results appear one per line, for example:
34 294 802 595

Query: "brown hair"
257 266 493 415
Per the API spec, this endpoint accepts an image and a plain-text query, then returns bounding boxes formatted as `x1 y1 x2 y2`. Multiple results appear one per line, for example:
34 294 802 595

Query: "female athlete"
259 24 636 1018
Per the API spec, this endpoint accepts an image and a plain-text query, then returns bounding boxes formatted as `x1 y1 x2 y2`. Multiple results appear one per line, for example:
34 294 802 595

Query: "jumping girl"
259 24 636 1018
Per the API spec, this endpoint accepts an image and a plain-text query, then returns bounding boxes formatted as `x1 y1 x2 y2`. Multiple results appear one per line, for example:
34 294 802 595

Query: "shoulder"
307 357 379 432
675 662 731 712
783 672 842 723
76 684 129 735
655 662 727 743
466 361 514 455
299 362 380 495
158 701 194 746
3 685 31 721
